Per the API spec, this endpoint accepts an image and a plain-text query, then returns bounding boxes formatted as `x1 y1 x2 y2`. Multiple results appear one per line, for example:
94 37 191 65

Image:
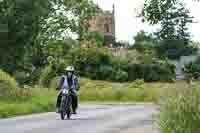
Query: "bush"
0 70 18 98
184 56 200 80
114 70 128 82
28 68 43 85
157 40 198 60
158 87 200 133
96 65 115 80
13 71 29 85
38 65 57 87
49 76 60 89
67 48 175 82
68 48 111 75
133 30 159 52
85 32 104 48
127 63 175 82
44 40 72 58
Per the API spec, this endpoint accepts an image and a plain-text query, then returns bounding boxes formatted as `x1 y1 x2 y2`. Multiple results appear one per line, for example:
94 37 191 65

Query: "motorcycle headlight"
62 89 69 94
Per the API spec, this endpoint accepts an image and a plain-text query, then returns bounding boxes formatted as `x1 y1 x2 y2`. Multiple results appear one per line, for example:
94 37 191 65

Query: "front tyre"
61 111 65 120
60 96 67 120
66 101 72 119
66 110 71 119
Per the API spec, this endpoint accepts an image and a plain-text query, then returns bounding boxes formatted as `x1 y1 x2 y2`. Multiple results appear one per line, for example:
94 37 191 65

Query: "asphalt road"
0 104 158 133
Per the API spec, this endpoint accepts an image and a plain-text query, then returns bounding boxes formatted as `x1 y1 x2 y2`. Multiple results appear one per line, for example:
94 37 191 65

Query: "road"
0 104 158 133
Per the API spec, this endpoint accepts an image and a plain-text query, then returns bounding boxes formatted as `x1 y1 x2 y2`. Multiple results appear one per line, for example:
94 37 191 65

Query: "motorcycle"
59 88 73 120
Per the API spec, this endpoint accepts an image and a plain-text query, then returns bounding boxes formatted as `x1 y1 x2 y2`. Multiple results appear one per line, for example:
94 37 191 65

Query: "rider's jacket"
58 75 80 91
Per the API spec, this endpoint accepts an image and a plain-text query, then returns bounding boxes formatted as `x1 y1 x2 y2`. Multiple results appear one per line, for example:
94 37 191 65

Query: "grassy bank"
1 78 200 118
79 79 161 102
0 88 56 118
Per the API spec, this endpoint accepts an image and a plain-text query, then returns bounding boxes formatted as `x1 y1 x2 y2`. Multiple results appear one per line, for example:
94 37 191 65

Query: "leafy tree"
33 0 99 65
0 0 99 72
37 0 99 44
133 30 159 52
176 3 193 44
0 0 55 72
142 0 195 59
142 0 177 24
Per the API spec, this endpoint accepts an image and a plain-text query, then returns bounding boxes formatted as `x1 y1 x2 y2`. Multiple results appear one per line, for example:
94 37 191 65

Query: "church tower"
112 4 116 39
88 3 116 47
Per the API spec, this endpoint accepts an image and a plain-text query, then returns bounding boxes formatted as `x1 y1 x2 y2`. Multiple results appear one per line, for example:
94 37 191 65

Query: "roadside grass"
79 78 161 102
79 78 200 103
0 88 56 118
157 84 200 133
1 78 200 118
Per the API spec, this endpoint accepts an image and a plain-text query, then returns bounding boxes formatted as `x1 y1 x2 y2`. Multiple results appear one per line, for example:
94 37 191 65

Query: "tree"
37 0 99 43
0 0 99 72
142 0 177 24
142 0 195 59
0 0 54 72
66 0 99 41
133 30 159 52
176 3 193 44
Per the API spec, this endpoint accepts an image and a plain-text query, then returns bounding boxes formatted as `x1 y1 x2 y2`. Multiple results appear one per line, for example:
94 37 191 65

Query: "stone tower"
88 4 116 47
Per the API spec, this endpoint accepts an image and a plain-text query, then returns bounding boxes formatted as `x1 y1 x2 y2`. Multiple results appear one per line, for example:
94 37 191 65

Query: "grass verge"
0 88 56 118
1 78 200 118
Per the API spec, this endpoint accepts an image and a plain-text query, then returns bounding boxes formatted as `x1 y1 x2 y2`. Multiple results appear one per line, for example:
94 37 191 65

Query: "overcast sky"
92 0 200 43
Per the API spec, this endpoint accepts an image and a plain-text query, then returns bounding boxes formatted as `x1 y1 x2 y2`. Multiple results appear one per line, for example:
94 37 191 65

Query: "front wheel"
66 110 71 119
61 111 65 120
66 102 72 119
60 96 67 120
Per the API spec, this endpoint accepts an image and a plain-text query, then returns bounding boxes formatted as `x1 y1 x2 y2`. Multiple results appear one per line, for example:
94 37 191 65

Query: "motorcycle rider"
56 65 80 114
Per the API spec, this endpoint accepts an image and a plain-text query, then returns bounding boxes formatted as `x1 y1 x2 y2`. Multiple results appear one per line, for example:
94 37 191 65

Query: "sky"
92 0 200 43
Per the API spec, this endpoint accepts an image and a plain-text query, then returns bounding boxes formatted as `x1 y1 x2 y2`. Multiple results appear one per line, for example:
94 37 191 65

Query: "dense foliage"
184 56 200 79
0 0 99 73
63 48 175 83
0 70 18 99
0 0 197 86
141 0 197 59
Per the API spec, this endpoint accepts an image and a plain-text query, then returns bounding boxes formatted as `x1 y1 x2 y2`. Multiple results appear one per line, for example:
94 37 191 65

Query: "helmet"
65 65 75 72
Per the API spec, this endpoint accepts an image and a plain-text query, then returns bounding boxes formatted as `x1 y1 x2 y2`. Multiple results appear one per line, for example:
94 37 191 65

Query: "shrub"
114 70 128 82
184 56 200 80
85 32 104 48
157 40 198 60
44 40 71 58
133 30 159 52
127 63 175 82
38 65 57 87
96 65 115 80
158 87 200 133
13 71 29 85
28 68 43 85
49 76 60 89
67 48 175 82
68 48 111 75
0 70 18 98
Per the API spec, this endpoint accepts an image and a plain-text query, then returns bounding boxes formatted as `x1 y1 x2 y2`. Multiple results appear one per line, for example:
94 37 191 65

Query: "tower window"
104 24 109 32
